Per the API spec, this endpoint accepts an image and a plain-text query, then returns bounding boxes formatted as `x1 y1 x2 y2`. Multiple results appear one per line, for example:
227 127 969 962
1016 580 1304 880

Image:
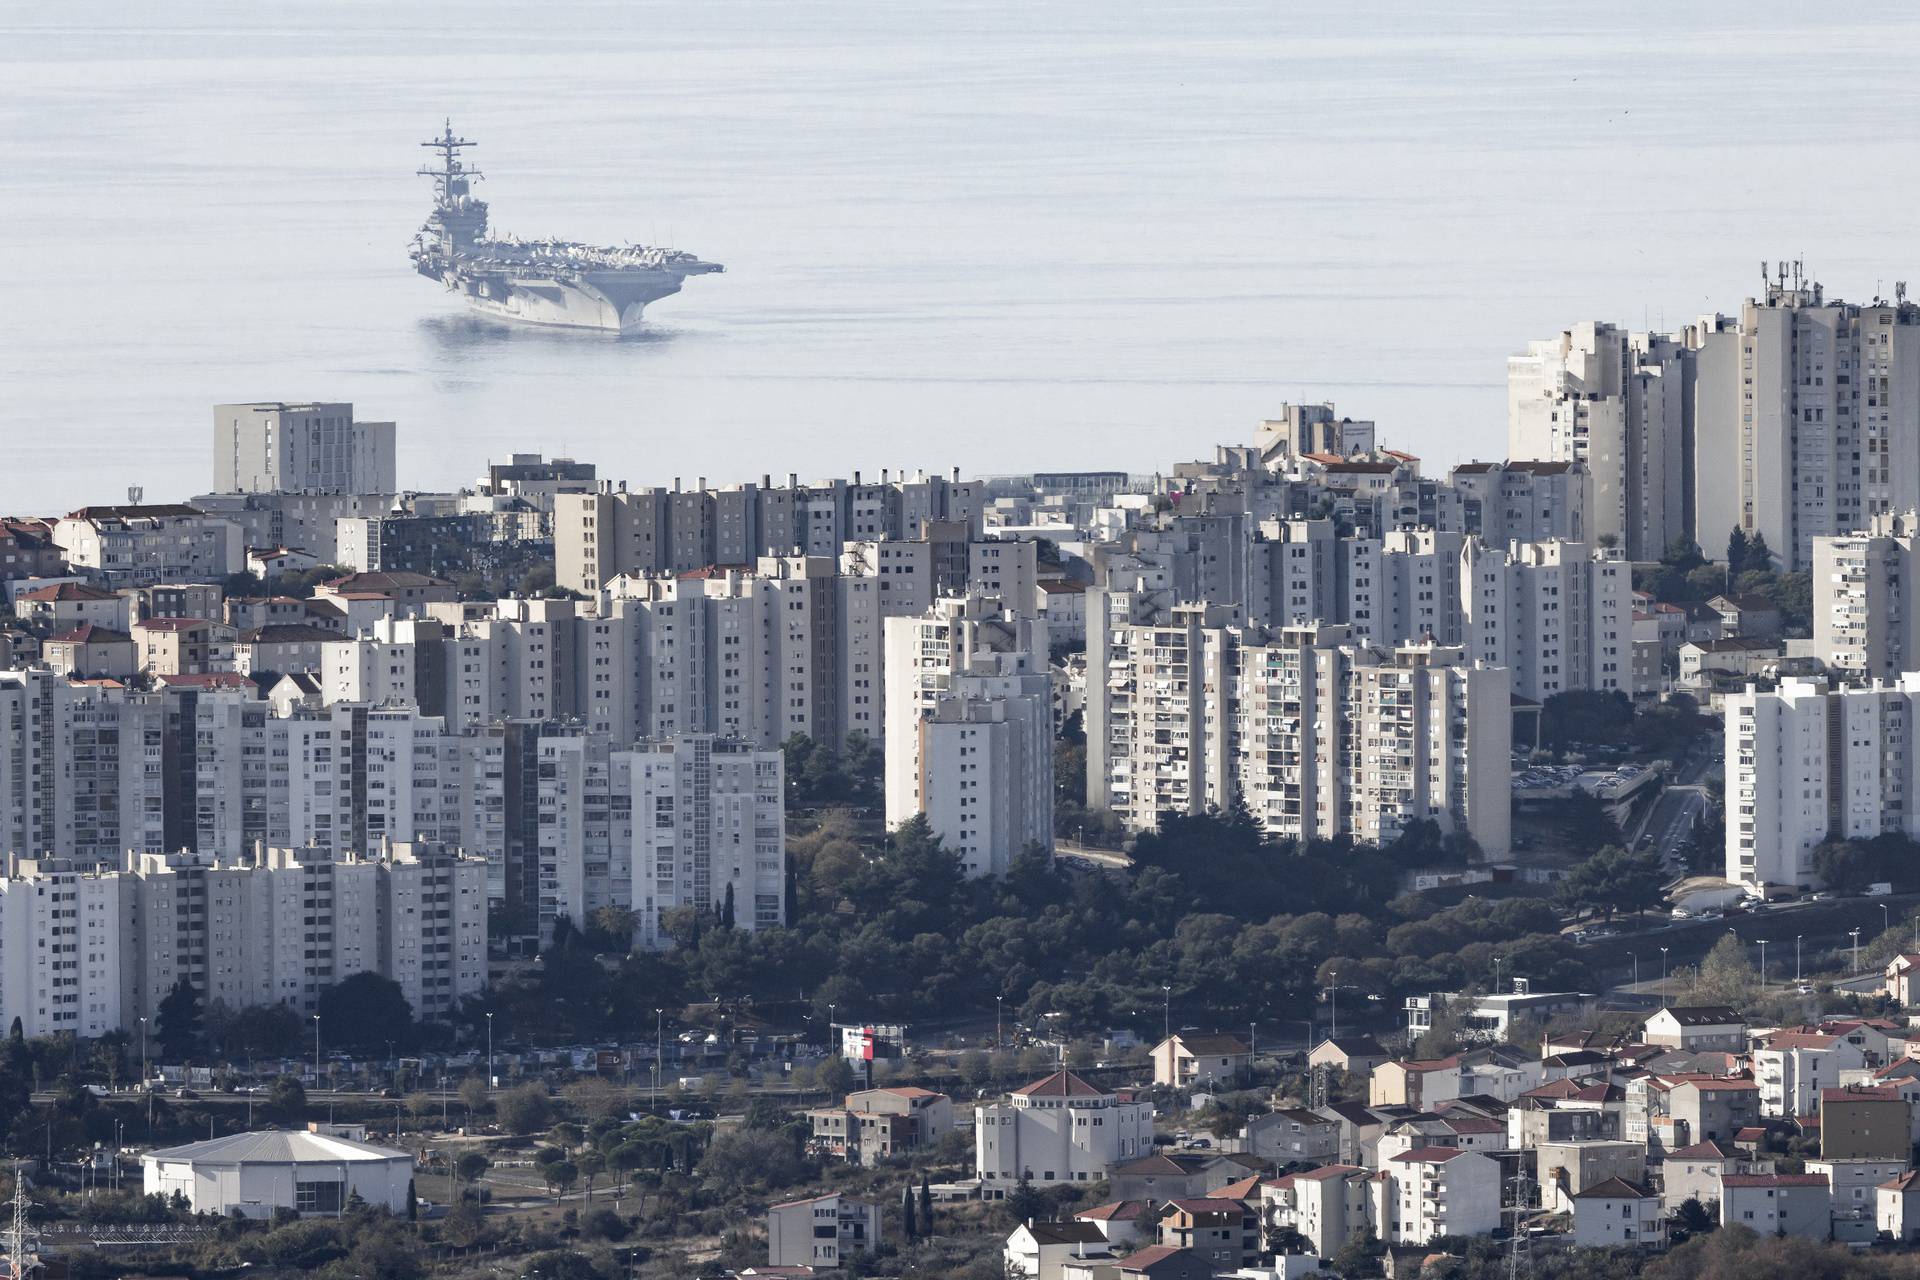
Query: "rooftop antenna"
1899 282 1909 306
127 486 143 505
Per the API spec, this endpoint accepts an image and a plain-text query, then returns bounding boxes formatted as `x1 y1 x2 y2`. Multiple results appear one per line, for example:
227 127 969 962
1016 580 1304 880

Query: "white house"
1718 1173 1831 1239
976 1070 1154 1197
1004 1221 1117 1280
1572 1178 1663 1249
1878 1169 1920 1244
1373 1148 1502 1244
1642 1006 1746 1053
767 1193 880 1270
142 1129 413 1219
1151 1033 1252 1088
1754 1026 1880 1118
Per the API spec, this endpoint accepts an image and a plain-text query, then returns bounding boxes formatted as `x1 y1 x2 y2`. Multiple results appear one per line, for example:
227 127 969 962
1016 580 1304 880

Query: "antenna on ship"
2 1162 41 1280
418 120 482 203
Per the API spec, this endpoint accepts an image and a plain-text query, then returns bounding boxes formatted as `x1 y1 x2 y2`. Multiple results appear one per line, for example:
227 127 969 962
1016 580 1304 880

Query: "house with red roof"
976 1071 1154 1199
1571 1178 1662 1249
1072 1200 1155 1252
1657 1139 1751 1215
15 580 129 632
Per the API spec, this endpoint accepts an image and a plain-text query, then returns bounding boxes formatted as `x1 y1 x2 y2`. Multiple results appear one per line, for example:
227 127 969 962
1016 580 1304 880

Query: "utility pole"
3 1161 41 1280
1659 948 1669 1006
1796 935 1803 984
1851 929 1862 974
1757 939 1768 989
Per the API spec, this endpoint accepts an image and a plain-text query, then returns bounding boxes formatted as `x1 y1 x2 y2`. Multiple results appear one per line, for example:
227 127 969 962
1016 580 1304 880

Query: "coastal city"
4 265 1920 1280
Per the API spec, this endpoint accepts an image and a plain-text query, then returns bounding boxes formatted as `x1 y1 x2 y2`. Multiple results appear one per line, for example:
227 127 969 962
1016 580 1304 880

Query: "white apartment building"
976 1070 1155 1197
883 596 1052 875
909 663 1054 877
1371 1148 1503 1244
0 670 166 869
1239 529 1628 703
1813 510 1920 682
0 858 128 1037
1724 676 1920 890
1088 613 1510 854
1447 460 1590 546
0 842 485 1036
1508 321 1687 561
52 505 244 589
520 731 785 949
624 735 786 948
212 402 396 496
1694 279 1920 571
1753 1028 1877 1119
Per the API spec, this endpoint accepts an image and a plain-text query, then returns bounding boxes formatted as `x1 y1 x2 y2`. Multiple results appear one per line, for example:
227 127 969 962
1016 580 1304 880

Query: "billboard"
838 1023 907 1063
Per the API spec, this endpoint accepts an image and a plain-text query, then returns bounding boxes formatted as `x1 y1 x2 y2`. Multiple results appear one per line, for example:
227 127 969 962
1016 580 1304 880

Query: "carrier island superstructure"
408 122 722 332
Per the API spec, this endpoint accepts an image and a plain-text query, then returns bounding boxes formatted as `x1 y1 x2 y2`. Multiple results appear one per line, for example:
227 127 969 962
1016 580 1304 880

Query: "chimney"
789 472 799 489
673 476 682 493
952 466 961 482
853 470 862 486
762 474 771 489
881 468 890 483
698 476 706 490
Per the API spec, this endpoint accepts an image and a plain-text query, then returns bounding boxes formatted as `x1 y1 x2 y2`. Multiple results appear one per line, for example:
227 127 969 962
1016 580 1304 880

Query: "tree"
721 883 736 930
698 1126 809 1195
543 1159 578 1201
919 1173 933 1236
269 1073 307 1124
1004 1172 1045 1224
576 1149 606 1201
1726 527 1750 579
317 972 415 1053
459 1075 490 1116
496 1082 554 1135
901 1183 917 1239
587 906 637 951
958 1050 993 1088
1328 1225 1384 1277
1745 530 1773 572
156 979 202 1059
1692 934 1759 1009
565 1076 626 1122
455 1152 491 1185
550 1120 584 1151
1669 1196 1716 1242
1556 845 1667 921
817 1055 856 1096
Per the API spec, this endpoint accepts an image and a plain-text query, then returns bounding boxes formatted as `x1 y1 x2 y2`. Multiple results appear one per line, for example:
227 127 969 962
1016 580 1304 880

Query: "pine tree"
721 883 736 930
1727 527 1750 579
901 1183 917 1239
1746 530 1774 573
919 1173 934 1236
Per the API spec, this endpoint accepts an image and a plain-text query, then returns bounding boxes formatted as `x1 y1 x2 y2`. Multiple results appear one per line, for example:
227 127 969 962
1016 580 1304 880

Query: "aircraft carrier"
408 122 722 332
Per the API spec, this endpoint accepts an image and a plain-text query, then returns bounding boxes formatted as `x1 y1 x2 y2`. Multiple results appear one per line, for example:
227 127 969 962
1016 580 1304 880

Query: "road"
1639 787 1707 867
1576 891 1920 988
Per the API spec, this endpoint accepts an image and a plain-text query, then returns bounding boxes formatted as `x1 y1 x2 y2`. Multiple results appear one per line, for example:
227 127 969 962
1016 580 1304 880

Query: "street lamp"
312 1014 321 1086
1851 929 1862 974
653 1008 664 1109
1659 947 1669 1006
138 1016 148 1087
1796 935 1803 984
1161 985 1171 1045
1883 903 1892 937
1328 972 1340 1040
996 996 1004 1052
485 1012 495 1088
1629 953 1638 988
1757 939 1768 989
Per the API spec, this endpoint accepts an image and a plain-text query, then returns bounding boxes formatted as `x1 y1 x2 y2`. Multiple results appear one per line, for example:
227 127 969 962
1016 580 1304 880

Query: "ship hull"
447 269 690 333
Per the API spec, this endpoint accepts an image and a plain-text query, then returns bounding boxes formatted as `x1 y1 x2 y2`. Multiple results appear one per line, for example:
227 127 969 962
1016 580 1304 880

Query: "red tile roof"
1390 1146 1469 1164
1013 1069 1108 1099
1722 1173 1828 1188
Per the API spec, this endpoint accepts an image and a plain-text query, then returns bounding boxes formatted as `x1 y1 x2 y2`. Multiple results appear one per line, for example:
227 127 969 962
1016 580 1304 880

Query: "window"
295 1181 344 1214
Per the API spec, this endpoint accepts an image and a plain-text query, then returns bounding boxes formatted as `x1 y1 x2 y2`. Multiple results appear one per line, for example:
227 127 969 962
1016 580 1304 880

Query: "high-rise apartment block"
1516 273 1920 572
554 471 986 594
0 842 486 1039
1812 510 1920 683
1725 676 1920 891
883 595 1053 876
1508 321 1688 562
212 402 396 496
1086 613 1510 854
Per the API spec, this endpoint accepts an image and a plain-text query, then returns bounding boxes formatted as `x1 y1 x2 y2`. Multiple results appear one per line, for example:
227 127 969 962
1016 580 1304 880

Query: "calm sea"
3 2 1918 512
